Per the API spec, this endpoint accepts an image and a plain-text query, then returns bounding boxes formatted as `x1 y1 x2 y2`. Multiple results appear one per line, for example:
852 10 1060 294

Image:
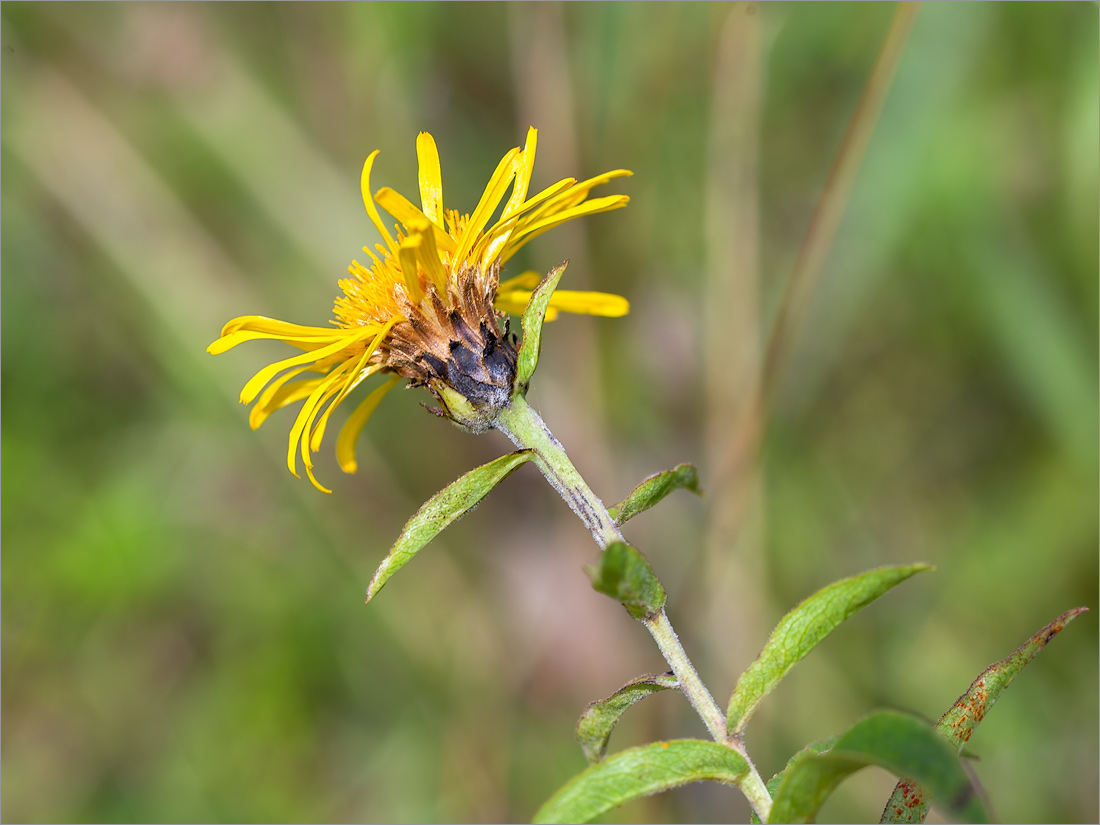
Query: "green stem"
494 395 623 548
494 394 773 823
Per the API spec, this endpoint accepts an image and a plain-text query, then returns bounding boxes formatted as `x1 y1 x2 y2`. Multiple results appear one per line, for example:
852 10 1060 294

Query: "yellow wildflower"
209 128 630 492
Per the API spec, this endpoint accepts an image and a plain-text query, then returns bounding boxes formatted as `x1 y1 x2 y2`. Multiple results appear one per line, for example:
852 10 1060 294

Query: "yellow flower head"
209 128 631 492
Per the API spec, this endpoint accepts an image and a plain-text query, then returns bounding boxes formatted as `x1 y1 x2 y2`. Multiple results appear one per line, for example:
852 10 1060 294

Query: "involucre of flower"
209 129 631 491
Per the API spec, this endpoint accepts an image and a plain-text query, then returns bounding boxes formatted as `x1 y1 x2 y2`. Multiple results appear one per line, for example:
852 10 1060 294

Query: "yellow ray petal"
286 367 347 481
336 375 402 473
239 324 381 405
497 270 542 291
208 328 348 355
307 317 398 453
502 195 630 262
493 288 628 318
454 147 520 266
502 127 537 219
397 238 425 303
249 367 318 430
416 132 443 225
374 187 456 252
412 219 449 295
361 150 396 253
218 316 336 339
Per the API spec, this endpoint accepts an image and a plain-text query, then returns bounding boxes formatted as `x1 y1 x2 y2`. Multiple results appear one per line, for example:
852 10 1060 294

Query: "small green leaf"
514 261 567 396
365 451 532 603
586 542 666 620
769 710 989 824
750 737 838 825
576 672 678 764
608 463 702 525
534 739 750 824
880 607 1088 824
727 564 931 735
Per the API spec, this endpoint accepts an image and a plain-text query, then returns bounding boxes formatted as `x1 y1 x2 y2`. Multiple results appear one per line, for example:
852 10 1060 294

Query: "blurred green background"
3 3 1096 822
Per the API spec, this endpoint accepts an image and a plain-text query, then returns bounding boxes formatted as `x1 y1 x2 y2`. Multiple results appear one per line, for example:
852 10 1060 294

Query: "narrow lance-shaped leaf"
769 710 989 824
535 739 750 824
750 737 838 825
727 564 931 735
365 451 532 602
576 672 678 764
608 463 702 526
586 541 666 620
880 607 1088 824
514 261 567 396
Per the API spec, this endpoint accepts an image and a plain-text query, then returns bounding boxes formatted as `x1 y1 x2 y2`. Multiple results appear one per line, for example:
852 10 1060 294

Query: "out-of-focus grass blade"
575 672 678 764
768 710 989 824
514 262 567 396
585 542 666 620
365 451 532 603
727 564 932 735
607 464 702 526
534 739 749 824
880 607 1088 824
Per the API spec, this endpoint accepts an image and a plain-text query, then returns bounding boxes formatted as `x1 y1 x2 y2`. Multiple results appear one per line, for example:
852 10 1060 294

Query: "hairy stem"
494 394 772 822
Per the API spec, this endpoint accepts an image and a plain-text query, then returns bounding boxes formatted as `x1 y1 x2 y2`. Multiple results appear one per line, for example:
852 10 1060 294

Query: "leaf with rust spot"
880 607 1088 824
769 710 989 824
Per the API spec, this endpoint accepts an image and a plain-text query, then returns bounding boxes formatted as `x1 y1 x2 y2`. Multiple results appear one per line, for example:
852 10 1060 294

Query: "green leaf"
365 451 532 603
880 607 1088 824
534 739 750 824
727 564 931 735
769 710 989 824
576 672 678 764
750 737 838 825
608 463 702 525
586 541 666 620
514 261 567 396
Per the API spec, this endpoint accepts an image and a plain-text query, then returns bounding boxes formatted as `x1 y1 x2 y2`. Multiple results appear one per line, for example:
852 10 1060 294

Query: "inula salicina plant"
208 124 1086 824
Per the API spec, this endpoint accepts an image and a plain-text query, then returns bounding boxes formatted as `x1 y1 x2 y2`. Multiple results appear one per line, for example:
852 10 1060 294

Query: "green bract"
514 262 568 397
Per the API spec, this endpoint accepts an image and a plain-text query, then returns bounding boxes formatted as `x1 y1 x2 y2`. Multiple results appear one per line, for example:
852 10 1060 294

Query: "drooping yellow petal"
218 316 338 339
287 368 347 481
336 375 402 473
208 328 348 355
250 367 319 430
361 151 397 253
306 317 398 458
240 325 380 405
416 132 443 225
